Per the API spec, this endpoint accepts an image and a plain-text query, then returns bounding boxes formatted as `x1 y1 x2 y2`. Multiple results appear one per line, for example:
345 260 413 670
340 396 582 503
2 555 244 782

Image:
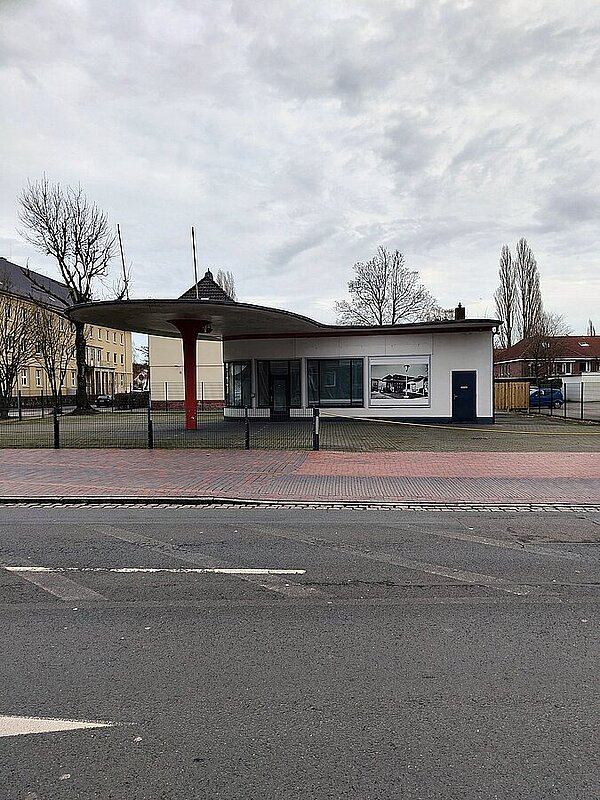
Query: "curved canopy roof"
67 298 499 340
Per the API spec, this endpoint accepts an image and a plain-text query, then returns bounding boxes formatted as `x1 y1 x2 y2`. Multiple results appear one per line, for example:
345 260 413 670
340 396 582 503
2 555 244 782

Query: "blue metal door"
452 371 477 421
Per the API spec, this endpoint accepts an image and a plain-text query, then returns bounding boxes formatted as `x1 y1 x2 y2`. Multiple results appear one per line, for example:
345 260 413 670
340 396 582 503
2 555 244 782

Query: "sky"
1 0 599 333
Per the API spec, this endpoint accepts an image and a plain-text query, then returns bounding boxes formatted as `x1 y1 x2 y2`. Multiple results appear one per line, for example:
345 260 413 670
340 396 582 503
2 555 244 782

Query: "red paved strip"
295 452 600 479
0 449 599 504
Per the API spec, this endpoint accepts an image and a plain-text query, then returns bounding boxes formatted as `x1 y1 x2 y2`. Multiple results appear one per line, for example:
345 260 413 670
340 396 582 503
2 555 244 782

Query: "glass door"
271 376 289 412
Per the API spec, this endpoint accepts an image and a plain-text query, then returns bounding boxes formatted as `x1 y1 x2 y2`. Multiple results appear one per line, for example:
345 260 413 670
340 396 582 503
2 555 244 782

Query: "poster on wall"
369 358 430 406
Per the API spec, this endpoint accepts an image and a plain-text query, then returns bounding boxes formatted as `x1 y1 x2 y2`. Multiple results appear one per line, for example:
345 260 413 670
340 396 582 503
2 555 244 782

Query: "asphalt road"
1 506 599 800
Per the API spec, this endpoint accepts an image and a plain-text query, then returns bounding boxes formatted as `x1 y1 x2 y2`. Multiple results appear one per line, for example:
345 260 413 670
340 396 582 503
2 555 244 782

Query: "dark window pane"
224 361 251 407
308 361 319 404
351 359 363 406
257 361 269 407
290 360 301 407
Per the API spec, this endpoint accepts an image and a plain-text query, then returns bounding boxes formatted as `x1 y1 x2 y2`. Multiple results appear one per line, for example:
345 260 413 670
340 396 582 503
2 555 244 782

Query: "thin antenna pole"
116 224 129 299
191 226 199 299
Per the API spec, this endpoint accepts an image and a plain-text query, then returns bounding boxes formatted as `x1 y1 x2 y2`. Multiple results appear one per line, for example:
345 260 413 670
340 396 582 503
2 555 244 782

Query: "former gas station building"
68 270 498 429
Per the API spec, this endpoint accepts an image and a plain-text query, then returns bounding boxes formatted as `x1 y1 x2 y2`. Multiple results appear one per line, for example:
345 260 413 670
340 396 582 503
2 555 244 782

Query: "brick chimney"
454 302 465 321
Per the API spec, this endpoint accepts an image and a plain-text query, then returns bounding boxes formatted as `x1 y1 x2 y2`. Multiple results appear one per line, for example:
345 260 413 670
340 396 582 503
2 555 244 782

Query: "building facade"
0 257 133 398
222 326 494 422
494 336 600 380
148 335 223 407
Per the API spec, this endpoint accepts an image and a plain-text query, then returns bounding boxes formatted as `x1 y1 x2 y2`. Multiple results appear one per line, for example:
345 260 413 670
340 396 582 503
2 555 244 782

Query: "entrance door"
270 376 289 414
452 371 477 421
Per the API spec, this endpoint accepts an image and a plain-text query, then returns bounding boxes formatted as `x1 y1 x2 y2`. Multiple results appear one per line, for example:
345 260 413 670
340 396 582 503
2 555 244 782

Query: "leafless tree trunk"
18 177 117 412
494 245 517 348
34 306 76 405
0 283 36 419
335 246 439 325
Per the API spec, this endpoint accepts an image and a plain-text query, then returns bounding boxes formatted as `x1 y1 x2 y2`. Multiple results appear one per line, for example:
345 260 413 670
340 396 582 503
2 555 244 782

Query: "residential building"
494 336 600 380
0 257 133 398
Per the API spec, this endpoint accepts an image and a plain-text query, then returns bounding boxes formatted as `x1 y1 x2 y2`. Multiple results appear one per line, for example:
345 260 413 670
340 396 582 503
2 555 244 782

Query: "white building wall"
223 330 493 420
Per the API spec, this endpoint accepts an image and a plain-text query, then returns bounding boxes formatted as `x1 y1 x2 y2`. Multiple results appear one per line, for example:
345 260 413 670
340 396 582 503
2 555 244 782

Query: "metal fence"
0 407 321 451
528 380 600 423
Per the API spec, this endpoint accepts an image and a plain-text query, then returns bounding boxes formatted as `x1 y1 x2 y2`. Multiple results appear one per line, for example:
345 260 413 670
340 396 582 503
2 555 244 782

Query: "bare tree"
494 238 546 345
528 311 572 380
335 246 439 325
515 238 543 339
494 245 517 348
215 269 237 300
34 306 76 406
18 177 117 412
0 284 36 419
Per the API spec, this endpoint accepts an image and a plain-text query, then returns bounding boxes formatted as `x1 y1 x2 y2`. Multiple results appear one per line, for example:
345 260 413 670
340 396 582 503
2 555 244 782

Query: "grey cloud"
2 0 600 335
265 224 338 274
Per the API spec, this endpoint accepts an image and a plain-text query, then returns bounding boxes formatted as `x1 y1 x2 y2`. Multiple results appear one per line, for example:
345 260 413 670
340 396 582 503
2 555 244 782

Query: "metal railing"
0 406 322 451
528 380 600 423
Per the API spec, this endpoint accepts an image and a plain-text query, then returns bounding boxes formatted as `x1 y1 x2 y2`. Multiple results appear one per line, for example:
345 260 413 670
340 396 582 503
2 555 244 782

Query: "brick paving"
0 448 599 505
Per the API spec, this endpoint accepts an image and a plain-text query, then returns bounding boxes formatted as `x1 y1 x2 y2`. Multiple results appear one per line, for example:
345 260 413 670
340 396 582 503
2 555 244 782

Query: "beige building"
84 323 133 396
0 257 133 399
148 335 223 407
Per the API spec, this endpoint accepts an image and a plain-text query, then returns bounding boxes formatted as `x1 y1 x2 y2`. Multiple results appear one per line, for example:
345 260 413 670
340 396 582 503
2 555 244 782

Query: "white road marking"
96 524 321 598
6 566 306 575
2 567 107 601
430 528 583 561
261 530 536 596
0 715 113 738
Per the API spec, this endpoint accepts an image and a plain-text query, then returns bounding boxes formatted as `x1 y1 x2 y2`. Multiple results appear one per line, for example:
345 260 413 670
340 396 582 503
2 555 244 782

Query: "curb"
1 496 600 512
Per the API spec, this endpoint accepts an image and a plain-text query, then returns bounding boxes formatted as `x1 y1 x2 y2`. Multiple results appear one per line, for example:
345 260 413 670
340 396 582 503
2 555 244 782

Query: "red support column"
169 319 210 430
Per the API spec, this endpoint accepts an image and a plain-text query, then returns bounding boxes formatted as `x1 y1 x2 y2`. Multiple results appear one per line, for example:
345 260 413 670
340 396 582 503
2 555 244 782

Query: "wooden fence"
494 380 530 411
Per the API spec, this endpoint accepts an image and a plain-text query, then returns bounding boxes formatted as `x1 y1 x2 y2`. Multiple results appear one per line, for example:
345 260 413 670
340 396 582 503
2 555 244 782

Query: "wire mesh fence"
3 398 600 452
0 408 320 450
528 380 600 423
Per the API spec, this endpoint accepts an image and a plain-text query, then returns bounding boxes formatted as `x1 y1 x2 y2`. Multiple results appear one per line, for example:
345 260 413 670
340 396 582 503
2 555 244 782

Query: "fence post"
164 382 168 412
147 405 154 449
313 407 320 451
581 381 584 420
17 390 22 421
40 390 44 418
53 407 60 449
201 382 205 412
563 381 567 419
244 406 250 450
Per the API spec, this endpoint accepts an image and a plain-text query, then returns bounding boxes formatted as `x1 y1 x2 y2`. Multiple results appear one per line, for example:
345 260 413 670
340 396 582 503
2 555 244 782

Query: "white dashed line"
95 524 320 598
6 567 306 575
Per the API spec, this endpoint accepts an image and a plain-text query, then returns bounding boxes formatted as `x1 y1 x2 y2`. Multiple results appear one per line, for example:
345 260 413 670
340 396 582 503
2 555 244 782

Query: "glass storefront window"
307 359 364 407
225 361 251 407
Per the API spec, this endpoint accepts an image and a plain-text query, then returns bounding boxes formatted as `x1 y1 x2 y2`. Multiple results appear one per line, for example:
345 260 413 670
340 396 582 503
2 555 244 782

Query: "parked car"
95 394 113 407
529 388 563 408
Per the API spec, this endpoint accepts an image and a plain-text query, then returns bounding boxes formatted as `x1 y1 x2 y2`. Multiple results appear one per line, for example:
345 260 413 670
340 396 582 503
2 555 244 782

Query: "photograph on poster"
369 358 429 405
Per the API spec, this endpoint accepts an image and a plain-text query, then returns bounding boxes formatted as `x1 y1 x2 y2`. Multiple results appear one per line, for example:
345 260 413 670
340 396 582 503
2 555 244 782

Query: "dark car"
95 394 113 407
529 388 563 408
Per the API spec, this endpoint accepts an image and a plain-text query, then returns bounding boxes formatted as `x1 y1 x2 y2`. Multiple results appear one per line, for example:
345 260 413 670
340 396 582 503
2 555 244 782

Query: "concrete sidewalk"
1 449 599 505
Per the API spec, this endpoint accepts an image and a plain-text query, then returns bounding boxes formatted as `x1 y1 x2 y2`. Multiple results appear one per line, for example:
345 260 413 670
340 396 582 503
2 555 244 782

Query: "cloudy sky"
1 0 599 332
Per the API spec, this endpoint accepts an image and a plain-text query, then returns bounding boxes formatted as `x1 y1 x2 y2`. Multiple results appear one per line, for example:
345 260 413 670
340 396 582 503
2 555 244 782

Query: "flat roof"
67 298 499 340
